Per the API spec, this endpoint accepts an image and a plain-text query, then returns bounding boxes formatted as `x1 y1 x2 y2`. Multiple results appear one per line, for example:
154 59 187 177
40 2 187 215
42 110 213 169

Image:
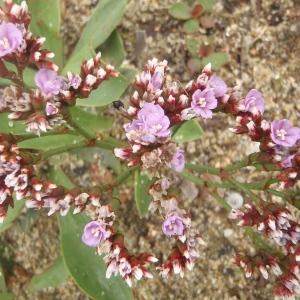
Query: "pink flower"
35 69 63 97
191 88 217 118
82 220 109 247
271 120 300 147
125 103 171 144
208 75 227 98
241 89 264 114
0 23 23 57
170 149 185 172
162 214 185 237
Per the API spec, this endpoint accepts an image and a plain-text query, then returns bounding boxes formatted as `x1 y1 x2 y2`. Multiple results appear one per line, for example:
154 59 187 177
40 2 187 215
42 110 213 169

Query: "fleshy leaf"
27 0 63 67
169 3 191 20
183 19 199 33
202 52 229 70
197 0 216 11
100 30 126 68
134 170 152 217
49 168 133 300
69 107 114 134
18 134 84 151
64 0 126 73
0 113 28 135
172 119 203 143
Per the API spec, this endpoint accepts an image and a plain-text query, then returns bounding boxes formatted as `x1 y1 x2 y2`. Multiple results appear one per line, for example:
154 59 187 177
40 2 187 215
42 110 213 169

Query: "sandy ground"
1 0 300 299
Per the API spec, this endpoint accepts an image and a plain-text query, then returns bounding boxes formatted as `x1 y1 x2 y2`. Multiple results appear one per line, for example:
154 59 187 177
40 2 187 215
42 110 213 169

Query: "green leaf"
169 3 191 20
29 256 69 291
0 113 28 135
64 0 126 73
183 19 199 33
18 134 84 151
27 0 63 67
59 213 132 300
49 168 132 300
0 199 24 234
76 68 136 107
185 37 200 55
197 0 216 11
172 119 203 143
202 52 229 70
68 107 113 134
100 30 126 68
134 170 152 217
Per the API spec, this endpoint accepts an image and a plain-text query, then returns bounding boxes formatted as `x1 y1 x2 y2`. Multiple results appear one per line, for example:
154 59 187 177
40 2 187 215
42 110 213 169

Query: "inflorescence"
0 0 300 297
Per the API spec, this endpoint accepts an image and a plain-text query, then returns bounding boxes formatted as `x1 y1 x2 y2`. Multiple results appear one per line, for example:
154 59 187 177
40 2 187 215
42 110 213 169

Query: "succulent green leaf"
172 119 203 143
183 19 199 33
202 52 229 70
69 107 114 133
100 30 126 68
185 38 200 55
49 168 133 300
197 0 216 12
64 0 126 73
27 0 63 67
18 134 84 151
169 3 191 20
0 113 28 135
134 170 152 217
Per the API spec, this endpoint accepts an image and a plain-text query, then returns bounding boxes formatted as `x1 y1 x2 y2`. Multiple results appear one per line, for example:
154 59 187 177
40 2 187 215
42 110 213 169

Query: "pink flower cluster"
0 0 118 135
114 59 186 175
149 179 205 278
81 205 158 286
0 134 105 221
230 203 300 298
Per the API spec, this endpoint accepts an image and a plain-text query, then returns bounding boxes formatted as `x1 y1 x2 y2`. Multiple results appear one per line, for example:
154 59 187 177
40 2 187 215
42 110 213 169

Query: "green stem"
114 167 138 187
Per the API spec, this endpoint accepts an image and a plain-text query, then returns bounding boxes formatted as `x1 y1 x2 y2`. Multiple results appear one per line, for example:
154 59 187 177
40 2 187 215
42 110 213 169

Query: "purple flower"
148 71 164 91
281 154 295 168
35 69 63 97
208 75 227 98
162 214 185 237
271 120 300 147
191 88 217 119
170 149 185 172
0 23 23 57
81 221 108 247
126 103 170 144
242 89 264 114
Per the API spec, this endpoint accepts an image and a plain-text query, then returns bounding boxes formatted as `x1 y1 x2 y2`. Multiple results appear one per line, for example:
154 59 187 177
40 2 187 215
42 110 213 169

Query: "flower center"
198 97 206 107
276 129 287 140
91 227 101 237
0 37 10 50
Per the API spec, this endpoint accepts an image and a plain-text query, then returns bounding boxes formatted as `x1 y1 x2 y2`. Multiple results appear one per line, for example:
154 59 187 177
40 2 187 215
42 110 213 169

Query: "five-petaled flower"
125 103 171 145
191 88 217 119
81 220 109 247
0 22 23 57
241 89 265 114
270 119 300 147
162 214 185 237
35 68 63 97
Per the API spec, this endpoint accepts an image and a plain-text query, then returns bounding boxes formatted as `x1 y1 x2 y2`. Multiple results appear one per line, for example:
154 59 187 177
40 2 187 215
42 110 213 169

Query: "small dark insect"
112 100 125 109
